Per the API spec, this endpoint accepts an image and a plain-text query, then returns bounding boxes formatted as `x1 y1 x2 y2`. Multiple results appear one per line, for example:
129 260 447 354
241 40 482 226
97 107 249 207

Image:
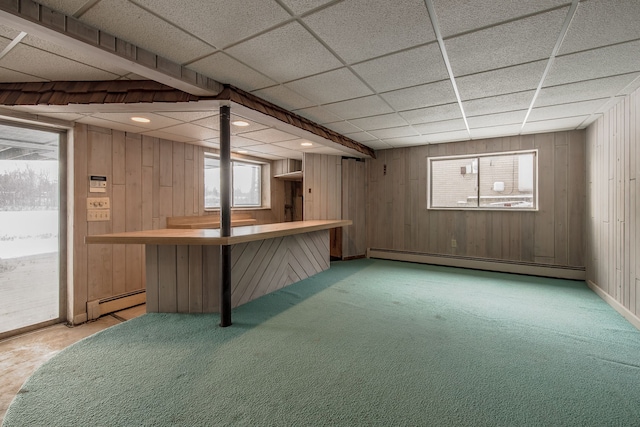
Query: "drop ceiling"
0 0 639 158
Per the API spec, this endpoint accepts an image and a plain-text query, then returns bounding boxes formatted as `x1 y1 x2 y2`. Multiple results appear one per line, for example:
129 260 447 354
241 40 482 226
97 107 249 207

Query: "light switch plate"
87 197 110 209
87 209 111 221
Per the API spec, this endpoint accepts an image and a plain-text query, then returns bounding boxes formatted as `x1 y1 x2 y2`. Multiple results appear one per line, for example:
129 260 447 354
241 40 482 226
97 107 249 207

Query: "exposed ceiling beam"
0 0 223 96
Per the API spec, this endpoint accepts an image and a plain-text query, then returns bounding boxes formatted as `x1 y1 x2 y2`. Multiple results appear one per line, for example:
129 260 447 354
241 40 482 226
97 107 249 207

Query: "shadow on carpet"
3 259 640 426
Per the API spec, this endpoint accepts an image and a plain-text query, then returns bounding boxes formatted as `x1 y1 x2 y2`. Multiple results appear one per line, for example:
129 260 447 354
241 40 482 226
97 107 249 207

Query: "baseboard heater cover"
87 289 146 320
367 249 586 281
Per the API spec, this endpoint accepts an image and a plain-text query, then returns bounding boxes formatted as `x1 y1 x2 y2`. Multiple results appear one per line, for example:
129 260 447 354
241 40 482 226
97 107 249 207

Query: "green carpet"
4 259 640 426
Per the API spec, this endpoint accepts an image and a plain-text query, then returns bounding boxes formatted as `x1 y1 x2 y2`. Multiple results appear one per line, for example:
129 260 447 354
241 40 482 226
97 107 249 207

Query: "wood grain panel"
71 123 290 322
367 131 585 269
586 85 640 323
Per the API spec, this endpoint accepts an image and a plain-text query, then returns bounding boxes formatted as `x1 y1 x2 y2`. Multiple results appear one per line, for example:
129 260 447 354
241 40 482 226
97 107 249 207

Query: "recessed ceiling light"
237 150 248 154
301 142 313 147
232 120 249 127
131 116 151 123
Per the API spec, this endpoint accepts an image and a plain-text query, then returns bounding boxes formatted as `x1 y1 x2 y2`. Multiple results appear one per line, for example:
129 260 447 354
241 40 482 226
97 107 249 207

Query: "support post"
219 105 232 327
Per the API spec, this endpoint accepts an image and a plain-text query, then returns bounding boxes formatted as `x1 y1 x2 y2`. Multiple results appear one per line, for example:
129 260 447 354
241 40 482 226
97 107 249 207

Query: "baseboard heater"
87 289 146 321
367 249 586 281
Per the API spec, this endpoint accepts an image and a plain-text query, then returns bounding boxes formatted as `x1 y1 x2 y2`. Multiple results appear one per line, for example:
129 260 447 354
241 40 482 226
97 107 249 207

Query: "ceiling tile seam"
520 0 580 132
0 31 27 61
554 36 640 59
439 3 573 42
540 71 640 92
283 10 415 132
127 0 224 54
0 64 52 82
423 0 470 137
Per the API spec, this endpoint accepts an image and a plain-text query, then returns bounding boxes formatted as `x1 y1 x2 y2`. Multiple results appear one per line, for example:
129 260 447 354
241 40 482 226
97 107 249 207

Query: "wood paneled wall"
367 131 586 267
303 153 341 220
71 123 281 323
342 158 367 258
586 87 640 324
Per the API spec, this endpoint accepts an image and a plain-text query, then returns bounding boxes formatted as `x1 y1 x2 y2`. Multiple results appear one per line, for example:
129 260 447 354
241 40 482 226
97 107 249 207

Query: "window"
204 155 262 208
428 150 537 210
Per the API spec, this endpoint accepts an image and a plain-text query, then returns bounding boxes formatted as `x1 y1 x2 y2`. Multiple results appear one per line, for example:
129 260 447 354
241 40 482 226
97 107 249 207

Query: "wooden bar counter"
86 220 351 314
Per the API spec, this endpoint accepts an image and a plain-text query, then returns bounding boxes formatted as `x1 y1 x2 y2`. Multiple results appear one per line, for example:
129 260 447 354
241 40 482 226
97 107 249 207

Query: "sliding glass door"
0 123 62 335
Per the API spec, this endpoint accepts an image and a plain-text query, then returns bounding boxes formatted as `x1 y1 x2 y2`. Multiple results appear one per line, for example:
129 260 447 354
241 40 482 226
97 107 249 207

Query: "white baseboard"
587 280 640 331
367 249 586 281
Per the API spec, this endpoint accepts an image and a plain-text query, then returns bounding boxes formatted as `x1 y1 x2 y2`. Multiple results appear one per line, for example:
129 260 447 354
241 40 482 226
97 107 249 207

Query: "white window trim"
427 149 539 212
204 154 268 210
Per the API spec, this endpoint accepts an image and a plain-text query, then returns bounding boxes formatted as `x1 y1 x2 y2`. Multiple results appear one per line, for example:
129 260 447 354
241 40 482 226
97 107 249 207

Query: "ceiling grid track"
423 0 470 139
520 0 581 132
0 31 27 61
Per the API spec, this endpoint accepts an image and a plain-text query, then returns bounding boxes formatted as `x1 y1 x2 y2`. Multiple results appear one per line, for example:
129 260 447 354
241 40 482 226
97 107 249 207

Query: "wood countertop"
85 219 352 246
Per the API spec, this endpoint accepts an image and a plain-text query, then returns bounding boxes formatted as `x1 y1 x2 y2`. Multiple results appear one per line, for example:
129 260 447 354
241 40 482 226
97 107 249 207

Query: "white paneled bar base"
86 220 350 314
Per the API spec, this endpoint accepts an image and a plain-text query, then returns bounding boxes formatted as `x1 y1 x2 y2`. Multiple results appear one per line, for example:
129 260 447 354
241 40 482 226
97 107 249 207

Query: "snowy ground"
0 211 59 333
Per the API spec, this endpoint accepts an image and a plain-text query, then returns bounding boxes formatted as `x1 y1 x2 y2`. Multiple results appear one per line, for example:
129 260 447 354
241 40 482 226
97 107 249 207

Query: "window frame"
427 149 538 212
203 154 266 210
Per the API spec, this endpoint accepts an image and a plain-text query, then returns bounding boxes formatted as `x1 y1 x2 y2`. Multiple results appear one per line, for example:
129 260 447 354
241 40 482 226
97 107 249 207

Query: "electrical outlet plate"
87 209 111 221
451 239 457 248
87 197 110 209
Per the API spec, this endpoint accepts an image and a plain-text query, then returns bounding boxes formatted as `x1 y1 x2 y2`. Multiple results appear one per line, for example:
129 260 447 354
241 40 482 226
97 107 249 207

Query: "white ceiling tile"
545 40 640 87
322 96 394 120
323 121 364 134
369 126 419 140
343 132 377 143
382 135 430 148
226 22 342 82
239 128 299 143
351 43 448 92
536 74 639 106
559 0 640 55
285 68 372 104
134 0 290 49
412 119 467 135
272 139 316 150
469 124 522 139
399 103 462 125
618 75 640 96
467 110 527 128
77 116 148 134
456 60 548 101
251 85 315 111
230 136 265 148
246 144 297 155
445 7 568 76
434 0 569 38
425 130 470 144
302 0 435 64
90 112 182 130
36 112 88 122
304 146 347 156
80 0 215 64
522 115 590 133
361 140 393 150
1 44 119 81
0 66 46 82
22 34 130 76
527 98 609 122
156 123 219 140
0 25 21 40
463 91 535 116
348 113 408 131
155 111 218 123
293 106 343 124
229 116 269 133
279 0 335 15
189 52 276 91
381 80 456 112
